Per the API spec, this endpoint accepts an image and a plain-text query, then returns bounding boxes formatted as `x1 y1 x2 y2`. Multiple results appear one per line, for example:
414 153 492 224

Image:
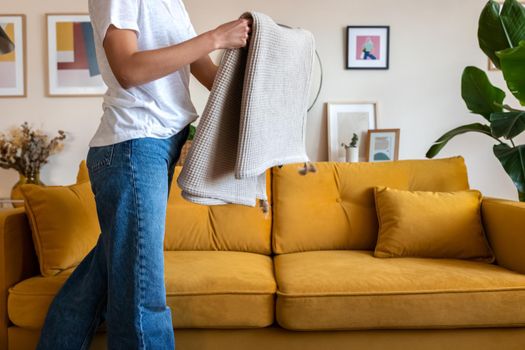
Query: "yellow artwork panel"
0 23 16 62
56 22 74 52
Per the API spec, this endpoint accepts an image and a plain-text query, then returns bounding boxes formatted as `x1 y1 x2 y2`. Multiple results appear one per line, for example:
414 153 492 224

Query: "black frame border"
346 25 390 70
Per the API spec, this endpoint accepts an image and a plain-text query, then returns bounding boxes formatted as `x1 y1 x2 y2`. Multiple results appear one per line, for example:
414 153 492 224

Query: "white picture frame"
46 14 106 96
0 15 26 97
327 102 377 162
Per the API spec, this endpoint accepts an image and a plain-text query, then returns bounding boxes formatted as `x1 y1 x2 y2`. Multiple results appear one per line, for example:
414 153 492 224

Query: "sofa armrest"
0 208 39 349
482 197 525 274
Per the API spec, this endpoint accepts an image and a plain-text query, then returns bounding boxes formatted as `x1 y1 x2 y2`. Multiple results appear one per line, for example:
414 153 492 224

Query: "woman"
362 37 376 60
36 0 251 349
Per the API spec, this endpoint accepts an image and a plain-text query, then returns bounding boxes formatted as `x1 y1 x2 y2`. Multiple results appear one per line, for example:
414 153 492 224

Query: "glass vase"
10 171 45 208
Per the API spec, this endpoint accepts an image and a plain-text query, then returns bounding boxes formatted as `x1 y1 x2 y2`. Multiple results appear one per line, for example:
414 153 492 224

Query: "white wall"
1 0 523 200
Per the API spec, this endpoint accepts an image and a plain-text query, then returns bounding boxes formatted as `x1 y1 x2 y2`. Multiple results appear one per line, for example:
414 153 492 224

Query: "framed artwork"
327 102 377 162
0 15 26 97
46 14 106 96
346 26 389 70
366 129 400 162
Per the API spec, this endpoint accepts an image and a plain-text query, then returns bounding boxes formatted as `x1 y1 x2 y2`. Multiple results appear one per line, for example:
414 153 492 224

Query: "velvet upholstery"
8 326 525 350
19 182 100 277
8 251 276 329
373 187 494 261
482 198 525 274
274 250 525 330
164 167 272 254
76 160 90 183
2 157 524 350
271 157 469 254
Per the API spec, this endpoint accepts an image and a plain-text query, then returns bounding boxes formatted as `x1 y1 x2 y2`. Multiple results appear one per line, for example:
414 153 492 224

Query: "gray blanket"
177 11 316 212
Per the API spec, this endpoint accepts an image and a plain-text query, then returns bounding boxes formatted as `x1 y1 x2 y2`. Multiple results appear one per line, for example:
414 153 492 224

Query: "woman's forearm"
104 18 250 89
109 31 218 89
191 55 219 91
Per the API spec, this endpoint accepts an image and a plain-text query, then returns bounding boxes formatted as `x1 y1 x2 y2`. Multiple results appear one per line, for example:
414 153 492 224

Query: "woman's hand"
210 18 252 50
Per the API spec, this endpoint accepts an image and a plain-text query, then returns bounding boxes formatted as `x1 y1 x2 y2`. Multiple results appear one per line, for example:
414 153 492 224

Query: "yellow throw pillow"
373 187 494 262
20 181 100 276
76 160 90 183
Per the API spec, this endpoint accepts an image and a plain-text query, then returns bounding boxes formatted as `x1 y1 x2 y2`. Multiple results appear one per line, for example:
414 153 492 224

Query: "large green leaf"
426 123 493 158
497 41 525 105
461 66 506 120
493 143 525 193
490 111 525 138
501 0 525 47
478 0 510 68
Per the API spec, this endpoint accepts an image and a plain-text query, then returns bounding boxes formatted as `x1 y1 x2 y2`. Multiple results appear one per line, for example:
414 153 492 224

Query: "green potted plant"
426 0 525 202
341 133 359 163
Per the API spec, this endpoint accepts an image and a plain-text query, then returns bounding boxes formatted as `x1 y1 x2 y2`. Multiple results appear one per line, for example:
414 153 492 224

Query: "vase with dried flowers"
0 122 66 206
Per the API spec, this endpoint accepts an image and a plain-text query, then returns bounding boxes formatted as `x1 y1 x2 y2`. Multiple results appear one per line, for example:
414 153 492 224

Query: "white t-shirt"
88 0 199 147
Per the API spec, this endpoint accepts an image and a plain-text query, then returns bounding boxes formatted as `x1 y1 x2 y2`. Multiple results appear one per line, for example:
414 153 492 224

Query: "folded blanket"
177 11 316 213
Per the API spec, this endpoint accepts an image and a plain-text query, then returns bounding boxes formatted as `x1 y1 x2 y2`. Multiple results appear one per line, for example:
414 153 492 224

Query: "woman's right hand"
210 18 252 50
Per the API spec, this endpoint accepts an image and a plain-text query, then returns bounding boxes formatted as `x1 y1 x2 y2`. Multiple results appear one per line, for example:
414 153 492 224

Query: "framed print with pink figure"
346 26 389 70
0 15 26 97
46 14 106 96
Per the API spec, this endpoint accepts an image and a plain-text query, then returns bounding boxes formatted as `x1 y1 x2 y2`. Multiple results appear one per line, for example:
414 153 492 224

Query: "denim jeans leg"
90 135 186 349
36 125 189 350
36 228 108 350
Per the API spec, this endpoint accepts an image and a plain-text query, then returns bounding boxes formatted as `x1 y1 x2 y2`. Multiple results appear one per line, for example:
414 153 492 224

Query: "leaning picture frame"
0 14 26 97
46 14 107 96
366 128 400 162
327 102 377 162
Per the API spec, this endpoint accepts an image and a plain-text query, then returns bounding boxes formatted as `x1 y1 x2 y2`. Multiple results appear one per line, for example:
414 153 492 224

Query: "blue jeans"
36 125 190 350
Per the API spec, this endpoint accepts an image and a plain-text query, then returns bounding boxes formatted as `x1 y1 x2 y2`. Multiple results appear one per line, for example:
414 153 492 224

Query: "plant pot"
346 147 359 163
11 172 45 208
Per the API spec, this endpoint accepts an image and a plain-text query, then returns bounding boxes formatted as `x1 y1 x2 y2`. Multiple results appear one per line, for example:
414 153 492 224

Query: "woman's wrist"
200 30 220 52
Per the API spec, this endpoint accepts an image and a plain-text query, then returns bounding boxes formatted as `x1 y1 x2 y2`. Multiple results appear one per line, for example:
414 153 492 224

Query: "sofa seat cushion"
8 251 276 329
274 250 525 330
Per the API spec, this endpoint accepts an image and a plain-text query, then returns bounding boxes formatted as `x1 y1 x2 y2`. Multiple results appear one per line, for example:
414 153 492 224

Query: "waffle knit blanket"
177 11 316 212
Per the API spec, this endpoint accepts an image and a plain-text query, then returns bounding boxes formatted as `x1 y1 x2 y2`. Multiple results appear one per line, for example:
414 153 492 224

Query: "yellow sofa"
2 156 525 350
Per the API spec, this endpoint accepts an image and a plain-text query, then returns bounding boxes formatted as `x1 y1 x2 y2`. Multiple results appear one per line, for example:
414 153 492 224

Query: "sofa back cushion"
164 166 272 255
271 156 470 254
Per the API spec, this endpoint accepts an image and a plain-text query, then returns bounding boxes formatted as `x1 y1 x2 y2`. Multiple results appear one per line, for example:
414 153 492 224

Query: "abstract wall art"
0 15 26 97
47 14 106 96
366 129 400 162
